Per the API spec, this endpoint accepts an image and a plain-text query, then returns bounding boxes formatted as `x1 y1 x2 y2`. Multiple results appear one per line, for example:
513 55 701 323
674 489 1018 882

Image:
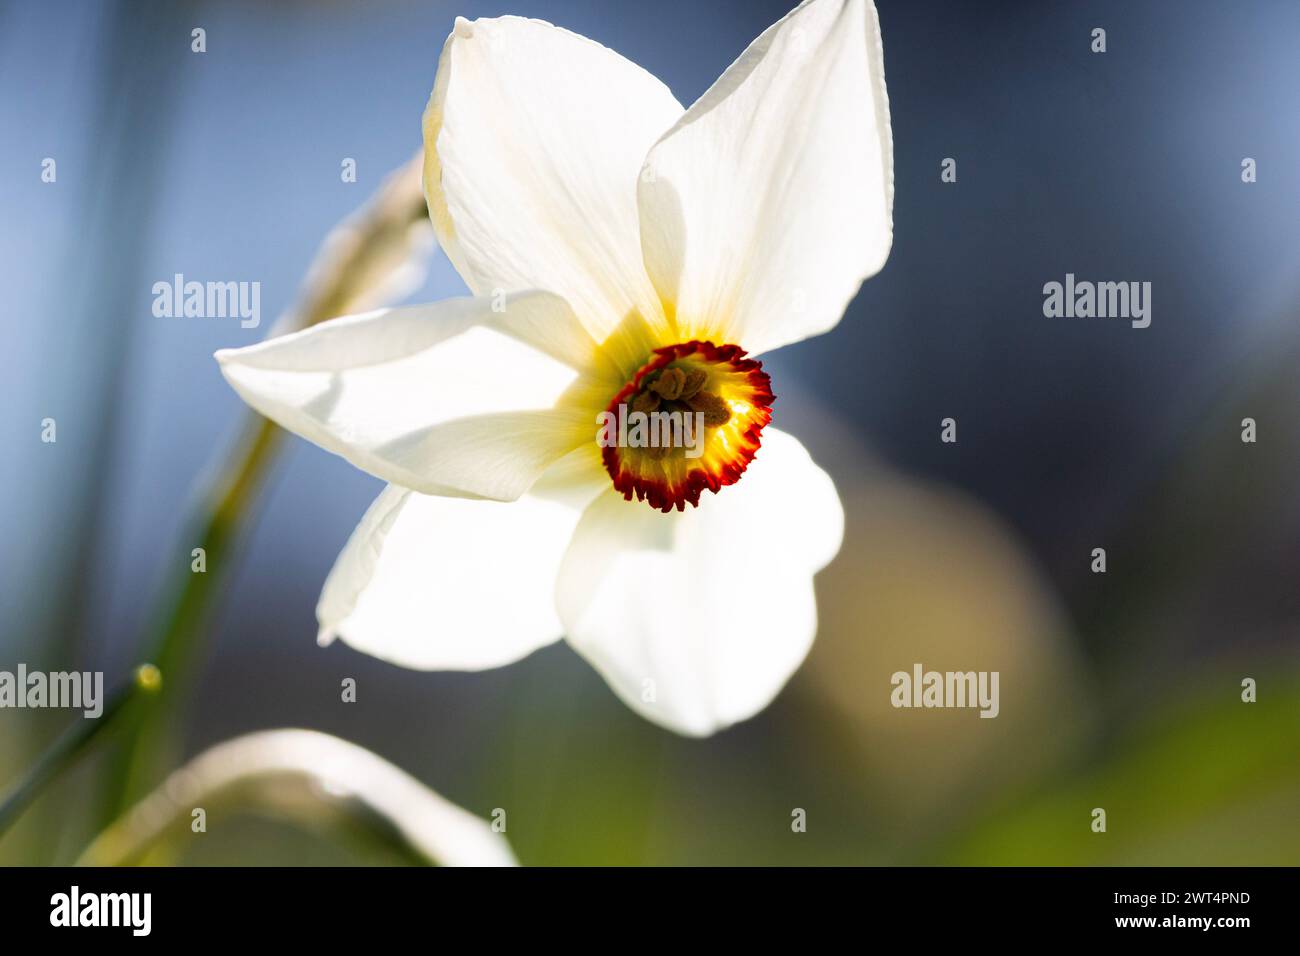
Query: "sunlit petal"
555 429 843 735
318 485 581 670
424 15 683 344
638 0 892 354
216 292 595 501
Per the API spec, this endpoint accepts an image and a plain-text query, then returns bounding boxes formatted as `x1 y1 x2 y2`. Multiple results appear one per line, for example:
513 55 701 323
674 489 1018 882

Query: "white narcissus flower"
216 0 892 737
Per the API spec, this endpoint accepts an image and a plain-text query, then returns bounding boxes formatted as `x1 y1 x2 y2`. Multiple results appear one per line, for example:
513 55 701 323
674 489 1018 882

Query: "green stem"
0 665 162 839
101 158 430 821
105 417 284 815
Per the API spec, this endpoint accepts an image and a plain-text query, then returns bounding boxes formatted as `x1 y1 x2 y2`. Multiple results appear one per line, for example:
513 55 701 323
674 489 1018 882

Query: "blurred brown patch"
800 468 1095 851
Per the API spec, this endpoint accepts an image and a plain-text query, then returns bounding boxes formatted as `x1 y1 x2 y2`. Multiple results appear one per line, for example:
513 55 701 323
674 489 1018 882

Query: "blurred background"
2 0 1298 865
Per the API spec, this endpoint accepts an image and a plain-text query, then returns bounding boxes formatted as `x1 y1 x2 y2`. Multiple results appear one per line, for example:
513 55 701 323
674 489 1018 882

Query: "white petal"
215 292 597 501
528 443 612 512
424 15 683 344
638 0 893 355
319 484 581 671
555 429 844 736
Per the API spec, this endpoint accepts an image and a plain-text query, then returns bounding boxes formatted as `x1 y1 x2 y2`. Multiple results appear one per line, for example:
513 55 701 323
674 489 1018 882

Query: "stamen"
630 390 660 415
683 390 730 427
649 367 686 400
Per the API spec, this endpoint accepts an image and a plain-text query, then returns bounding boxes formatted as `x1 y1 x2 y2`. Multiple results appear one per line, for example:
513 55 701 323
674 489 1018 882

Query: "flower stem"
99 157 431 822
0 665 162 840
104 416 285 816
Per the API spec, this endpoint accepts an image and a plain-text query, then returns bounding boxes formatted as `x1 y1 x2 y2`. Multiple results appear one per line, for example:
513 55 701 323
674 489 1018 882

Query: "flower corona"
599 341 774 512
